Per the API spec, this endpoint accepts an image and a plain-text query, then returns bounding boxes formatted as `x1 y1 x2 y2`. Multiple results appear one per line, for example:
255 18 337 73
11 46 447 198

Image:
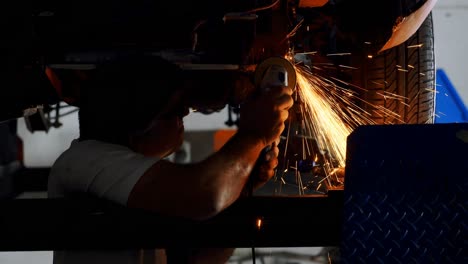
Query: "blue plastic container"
435 69 468 123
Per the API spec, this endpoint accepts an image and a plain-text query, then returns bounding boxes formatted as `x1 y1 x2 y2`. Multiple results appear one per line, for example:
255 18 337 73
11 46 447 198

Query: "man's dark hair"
78 56 183 146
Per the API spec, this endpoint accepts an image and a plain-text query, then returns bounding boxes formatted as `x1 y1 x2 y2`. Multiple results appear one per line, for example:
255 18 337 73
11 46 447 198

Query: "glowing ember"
256 218 263 229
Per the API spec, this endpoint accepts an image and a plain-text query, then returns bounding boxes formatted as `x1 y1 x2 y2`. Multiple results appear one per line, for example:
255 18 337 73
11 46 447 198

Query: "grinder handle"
246 64 288 195
246 57 295 194
259 64 289 153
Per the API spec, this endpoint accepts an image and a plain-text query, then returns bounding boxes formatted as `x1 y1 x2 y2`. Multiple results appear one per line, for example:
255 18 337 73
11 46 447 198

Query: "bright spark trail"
276 61 406 193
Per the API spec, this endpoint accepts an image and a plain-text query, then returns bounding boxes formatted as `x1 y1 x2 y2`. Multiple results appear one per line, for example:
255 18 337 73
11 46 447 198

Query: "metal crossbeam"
0 192 343 251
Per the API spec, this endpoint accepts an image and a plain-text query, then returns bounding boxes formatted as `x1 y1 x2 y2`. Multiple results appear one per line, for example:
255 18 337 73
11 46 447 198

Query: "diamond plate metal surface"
341 190 466 263
341 124 468 263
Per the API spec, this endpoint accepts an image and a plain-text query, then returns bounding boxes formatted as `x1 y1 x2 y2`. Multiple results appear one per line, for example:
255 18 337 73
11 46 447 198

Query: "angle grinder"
253 56 297 151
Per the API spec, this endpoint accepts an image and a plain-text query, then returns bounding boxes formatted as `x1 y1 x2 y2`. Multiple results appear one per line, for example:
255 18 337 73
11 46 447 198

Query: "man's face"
181 70 255 112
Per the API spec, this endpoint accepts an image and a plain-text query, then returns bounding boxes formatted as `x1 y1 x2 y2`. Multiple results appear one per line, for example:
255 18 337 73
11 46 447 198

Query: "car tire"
349 13 436 125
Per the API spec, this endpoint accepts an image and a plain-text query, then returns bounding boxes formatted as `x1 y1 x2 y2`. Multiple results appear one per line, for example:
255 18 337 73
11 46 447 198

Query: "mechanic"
47 55 294 263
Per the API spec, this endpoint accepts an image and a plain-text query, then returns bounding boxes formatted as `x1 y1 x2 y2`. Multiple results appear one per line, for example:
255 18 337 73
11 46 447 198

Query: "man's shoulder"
49 139 138 182
48 139 133 196
68 139 132 153
48 138 160 205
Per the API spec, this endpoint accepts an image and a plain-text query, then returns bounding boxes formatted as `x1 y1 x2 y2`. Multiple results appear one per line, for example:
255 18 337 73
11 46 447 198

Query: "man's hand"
238 84 293 194
241 142 280 195
238 85 294 148
254 142 280 189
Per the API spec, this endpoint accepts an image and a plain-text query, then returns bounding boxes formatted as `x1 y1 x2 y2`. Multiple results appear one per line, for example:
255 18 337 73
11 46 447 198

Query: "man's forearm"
127 132 265 220
196 132 265 213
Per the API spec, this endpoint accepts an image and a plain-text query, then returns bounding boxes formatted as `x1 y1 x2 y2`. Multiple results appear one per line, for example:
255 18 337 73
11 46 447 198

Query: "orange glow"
256 218 263 229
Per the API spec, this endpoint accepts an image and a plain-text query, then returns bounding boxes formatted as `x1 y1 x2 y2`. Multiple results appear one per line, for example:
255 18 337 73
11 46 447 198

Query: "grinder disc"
254 57 297 90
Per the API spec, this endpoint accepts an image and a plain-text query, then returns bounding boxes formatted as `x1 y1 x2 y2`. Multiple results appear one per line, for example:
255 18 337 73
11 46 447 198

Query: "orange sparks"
291 64 405 172
277 54 406 192
294 66 353 167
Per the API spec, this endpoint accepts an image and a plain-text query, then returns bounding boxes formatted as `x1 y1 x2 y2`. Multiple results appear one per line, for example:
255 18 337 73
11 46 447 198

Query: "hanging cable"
243 0 280 14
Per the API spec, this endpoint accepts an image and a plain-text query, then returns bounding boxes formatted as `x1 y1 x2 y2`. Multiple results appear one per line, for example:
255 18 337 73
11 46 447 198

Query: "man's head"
72 52 260 156
78 56 186 149
75 54 256 155
128 89 190 158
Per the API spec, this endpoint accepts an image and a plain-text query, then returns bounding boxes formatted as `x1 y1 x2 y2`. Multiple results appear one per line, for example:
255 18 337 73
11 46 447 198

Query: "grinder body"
253 56 297 152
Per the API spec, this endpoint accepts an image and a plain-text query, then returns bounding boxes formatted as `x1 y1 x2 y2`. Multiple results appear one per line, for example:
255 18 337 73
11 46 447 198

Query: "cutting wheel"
253 57 297 90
